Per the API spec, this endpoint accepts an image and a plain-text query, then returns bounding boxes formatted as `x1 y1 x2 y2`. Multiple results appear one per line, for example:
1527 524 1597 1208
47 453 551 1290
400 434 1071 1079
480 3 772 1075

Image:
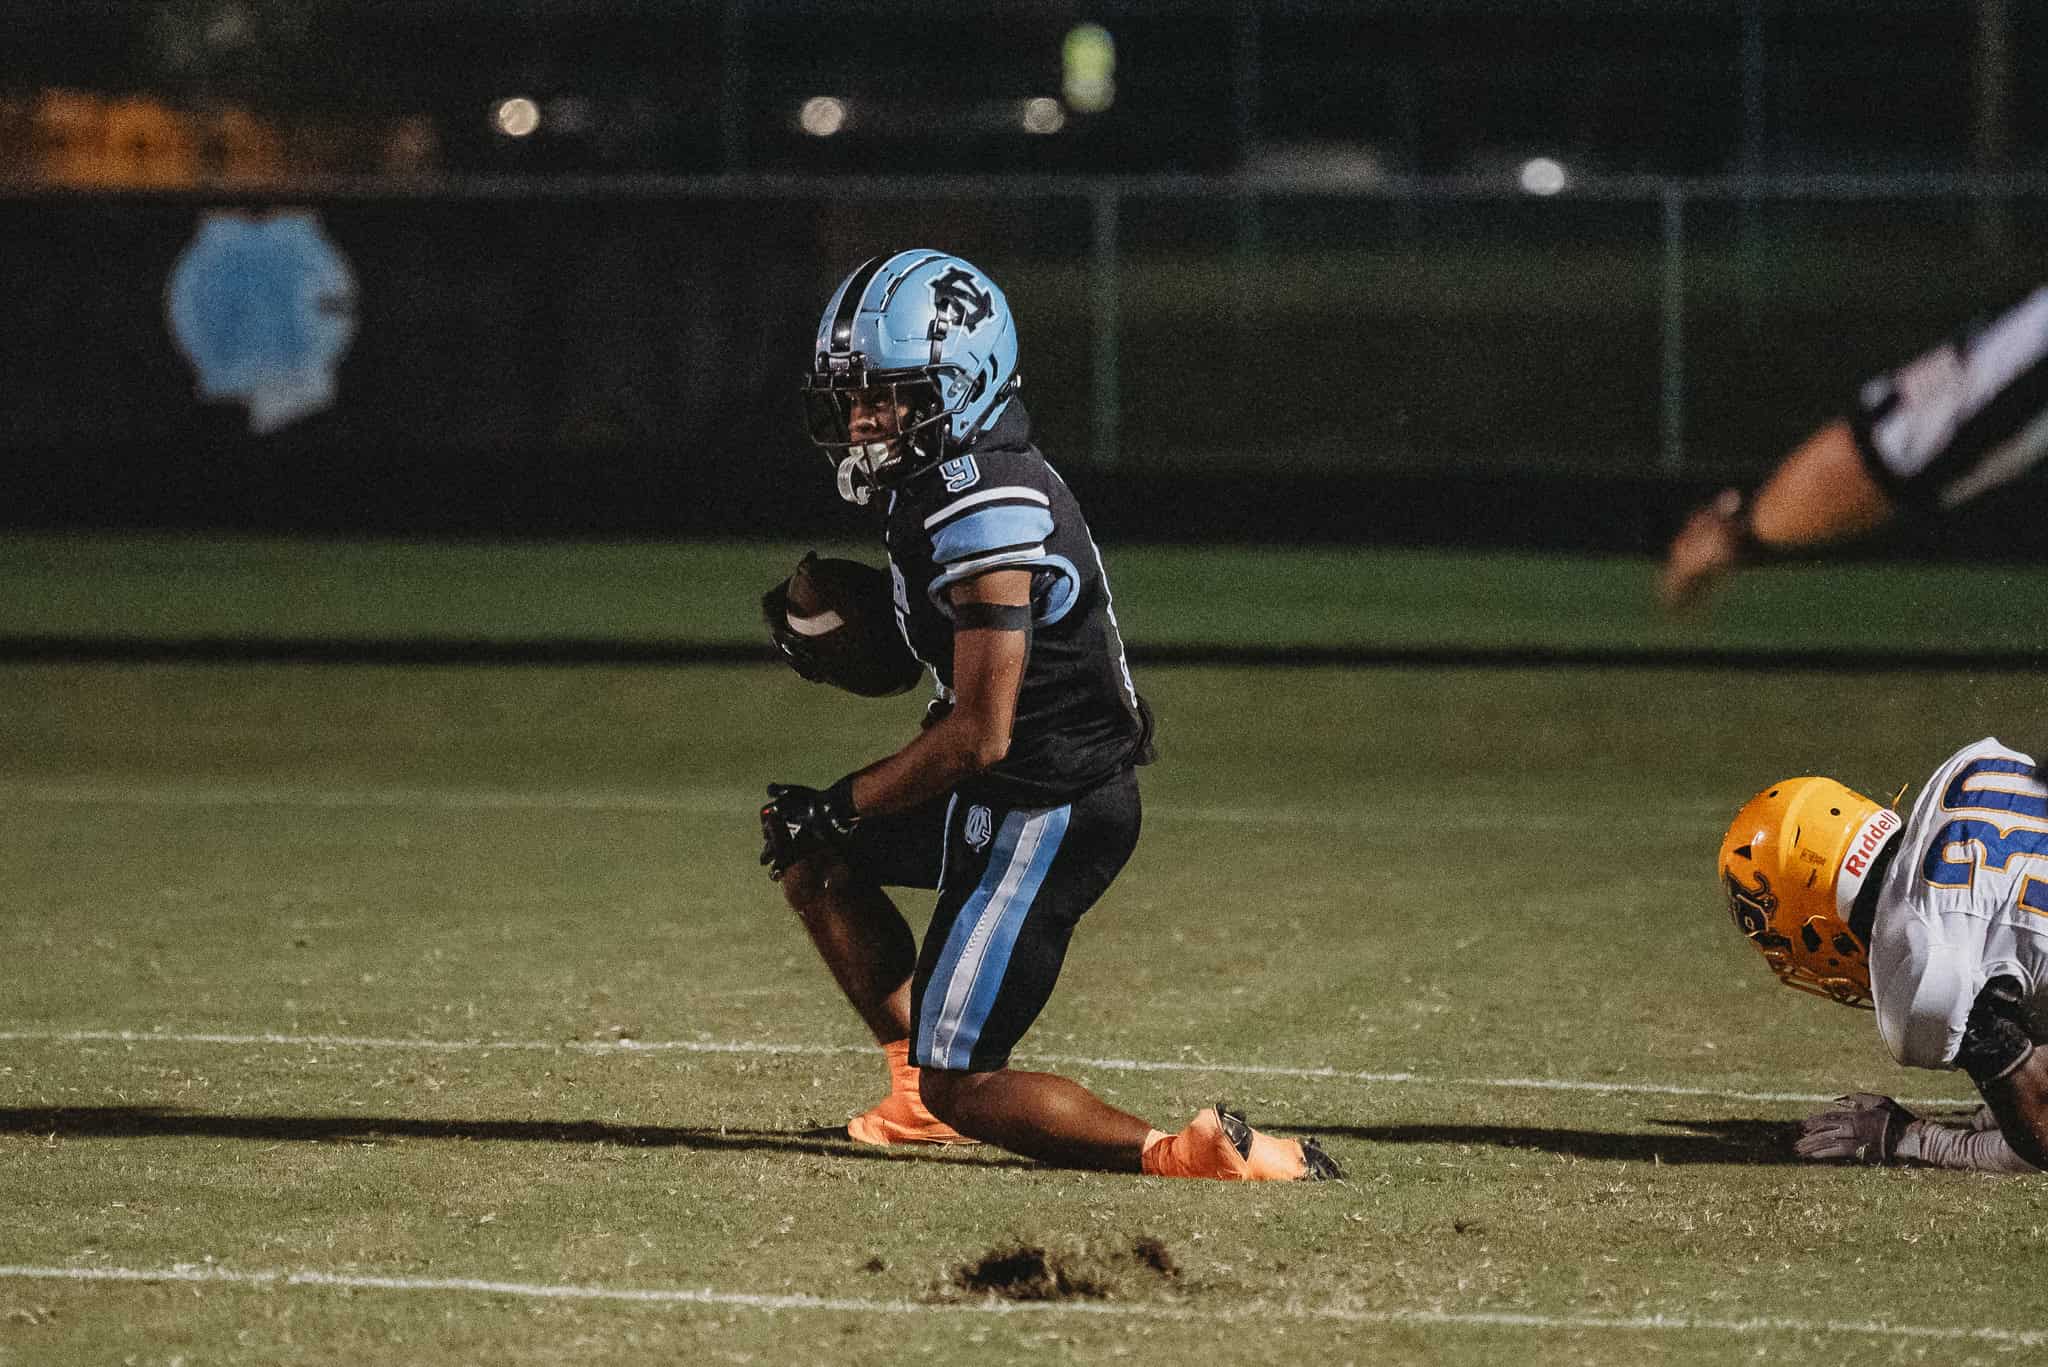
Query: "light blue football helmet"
802 250 1021 505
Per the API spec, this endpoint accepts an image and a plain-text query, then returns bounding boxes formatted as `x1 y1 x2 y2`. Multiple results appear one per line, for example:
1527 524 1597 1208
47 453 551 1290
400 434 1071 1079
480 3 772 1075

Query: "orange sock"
1139 1108 1252 1180
844 1039 976 1146
882 1038 920 1097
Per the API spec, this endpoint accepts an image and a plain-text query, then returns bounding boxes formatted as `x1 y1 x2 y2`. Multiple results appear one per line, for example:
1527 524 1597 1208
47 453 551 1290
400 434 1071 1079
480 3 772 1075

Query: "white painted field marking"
0 1263 2040 1347
0 1027 1978 1109
0 779 1725 832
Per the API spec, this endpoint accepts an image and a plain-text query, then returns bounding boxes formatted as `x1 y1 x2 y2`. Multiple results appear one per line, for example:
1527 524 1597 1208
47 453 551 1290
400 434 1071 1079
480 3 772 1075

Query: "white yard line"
0 781 1915 1105
0 1263 2039 1347
0 1027 1979 1108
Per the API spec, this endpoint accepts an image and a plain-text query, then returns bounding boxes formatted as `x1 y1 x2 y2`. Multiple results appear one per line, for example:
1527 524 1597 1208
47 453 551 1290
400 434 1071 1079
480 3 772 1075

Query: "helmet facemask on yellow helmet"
1717 776 1903 1009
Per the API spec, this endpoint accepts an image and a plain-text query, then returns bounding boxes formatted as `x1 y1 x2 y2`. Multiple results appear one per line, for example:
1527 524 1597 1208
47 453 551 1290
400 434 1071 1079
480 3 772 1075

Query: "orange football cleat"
1141 1105 1341 1181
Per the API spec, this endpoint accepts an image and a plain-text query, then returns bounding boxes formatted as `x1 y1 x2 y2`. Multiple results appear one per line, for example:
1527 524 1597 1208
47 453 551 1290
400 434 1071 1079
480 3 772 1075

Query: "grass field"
6 533 2048 657
6 539 2048 1365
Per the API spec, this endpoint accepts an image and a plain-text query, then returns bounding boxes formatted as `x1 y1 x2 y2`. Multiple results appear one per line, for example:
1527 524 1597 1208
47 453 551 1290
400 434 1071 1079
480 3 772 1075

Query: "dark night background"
6 0 2047 555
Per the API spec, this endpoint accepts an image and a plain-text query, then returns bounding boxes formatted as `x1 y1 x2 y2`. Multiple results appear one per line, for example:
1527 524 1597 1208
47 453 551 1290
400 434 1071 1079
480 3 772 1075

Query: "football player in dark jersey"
760 251 1338 1181
1660 286 2048 610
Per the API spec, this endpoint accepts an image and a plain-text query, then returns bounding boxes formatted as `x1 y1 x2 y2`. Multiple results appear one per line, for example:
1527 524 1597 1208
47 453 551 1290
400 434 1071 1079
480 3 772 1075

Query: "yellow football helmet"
1717 776 1902 1008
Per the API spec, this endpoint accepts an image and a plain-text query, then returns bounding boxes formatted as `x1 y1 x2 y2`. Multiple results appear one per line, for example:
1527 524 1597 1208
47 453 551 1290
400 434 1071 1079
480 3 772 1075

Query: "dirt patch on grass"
946 1236 1183 1303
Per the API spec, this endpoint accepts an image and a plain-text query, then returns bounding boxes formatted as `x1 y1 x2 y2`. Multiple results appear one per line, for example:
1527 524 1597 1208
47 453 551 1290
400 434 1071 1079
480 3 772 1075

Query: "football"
764 552 923 697
779 555 835 631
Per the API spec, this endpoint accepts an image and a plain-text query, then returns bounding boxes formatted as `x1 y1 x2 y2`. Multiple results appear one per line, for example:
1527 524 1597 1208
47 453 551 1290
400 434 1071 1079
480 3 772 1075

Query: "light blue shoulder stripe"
927 552 1080 626
930 504 1055 567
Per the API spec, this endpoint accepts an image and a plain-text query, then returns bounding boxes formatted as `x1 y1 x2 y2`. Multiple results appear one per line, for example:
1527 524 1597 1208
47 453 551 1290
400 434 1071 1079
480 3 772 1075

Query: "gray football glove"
1794 1092 1917 1165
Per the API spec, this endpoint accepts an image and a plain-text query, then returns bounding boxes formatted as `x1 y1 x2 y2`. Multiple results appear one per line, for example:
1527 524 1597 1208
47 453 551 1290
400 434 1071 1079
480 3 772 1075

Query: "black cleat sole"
1298 1136 1344 1181
1215 1104 1255 1160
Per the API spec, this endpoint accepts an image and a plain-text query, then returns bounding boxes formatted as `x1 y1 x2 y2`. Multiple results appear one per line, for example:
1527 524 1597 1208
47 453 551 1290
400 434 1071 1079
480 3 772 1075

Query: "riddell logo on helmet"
1842 809 1902 879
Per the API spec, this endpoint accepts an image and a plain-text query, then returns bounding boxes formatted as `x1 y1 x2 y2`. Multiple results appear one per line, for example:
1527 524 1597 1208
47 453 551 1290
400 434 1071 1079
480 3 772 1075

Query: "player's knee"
916 1066 983 1123
918 1066 964 1119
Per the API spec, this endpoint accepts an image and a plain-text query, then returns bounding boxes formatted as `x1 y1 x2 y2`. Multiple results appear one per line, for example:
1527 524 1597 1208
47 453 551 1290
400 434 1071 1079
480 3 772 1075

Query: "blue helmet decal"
804 250 1020 502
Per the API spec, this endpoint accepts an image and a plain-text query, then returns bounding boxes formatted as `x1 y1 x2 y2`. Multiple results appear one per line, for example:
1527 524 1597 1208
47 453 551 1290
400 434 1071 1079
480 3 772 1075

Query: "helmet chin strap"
835 454 875 506
834 441 898 506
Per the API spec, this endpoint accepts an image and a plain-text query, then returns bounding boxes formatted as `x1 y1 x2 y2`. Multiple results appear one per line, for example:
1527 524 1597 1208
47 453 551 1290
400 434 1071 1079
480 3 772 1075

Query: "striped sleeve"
1850 286 2048 510
922 485 1056 596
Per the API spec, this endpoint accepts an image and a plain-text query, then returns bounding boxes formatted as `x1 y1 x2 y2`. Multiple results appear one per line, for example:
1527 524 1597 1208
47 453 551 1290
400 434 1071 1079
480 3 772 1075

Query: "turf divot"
945 1236 1183 1303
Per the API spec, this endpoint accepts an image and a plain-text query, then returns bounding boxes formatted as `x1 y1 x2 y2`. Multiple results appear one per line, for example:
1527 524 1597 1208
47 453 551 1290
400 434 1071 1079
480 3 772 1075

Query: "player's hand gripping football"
758 780 860 880
760 552 923 697
1794 1092 1917 1165
760 553 832 684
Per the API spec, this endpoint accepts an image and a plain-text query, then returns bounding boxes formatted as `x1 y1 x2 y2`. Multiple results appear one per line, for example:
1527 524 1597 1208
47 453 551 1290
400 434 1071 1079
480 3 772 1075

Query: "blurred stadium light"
797 96 846 139
492 97 541 139
0 1 2034 182
1518 157 1569 195
1063 22 1117 115
1021 98 1067 137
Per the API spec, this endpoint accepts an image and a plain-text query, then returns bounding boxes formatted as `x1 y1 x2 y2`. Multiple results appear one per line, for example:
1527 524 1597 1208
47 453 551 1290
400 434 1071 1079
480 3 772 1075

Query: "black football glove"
1794 1092 1917 1165
1957 974 2037 1087
758 778 860 880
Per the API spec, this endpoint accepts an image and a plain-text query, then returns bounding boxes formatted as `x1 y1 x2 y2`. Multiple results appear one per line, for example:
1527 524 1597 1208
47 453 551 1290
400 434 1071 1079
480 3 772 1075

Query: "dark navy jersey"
881 400 1154 806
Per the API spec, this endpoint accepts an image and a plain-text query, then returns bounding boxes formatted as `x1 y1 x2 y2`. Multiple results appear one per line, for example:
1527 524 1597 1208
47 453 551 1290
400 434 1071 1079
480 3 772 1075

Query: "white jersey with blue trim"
1850 286 2048 510
881 400 1152 806
1870 736 2048 1069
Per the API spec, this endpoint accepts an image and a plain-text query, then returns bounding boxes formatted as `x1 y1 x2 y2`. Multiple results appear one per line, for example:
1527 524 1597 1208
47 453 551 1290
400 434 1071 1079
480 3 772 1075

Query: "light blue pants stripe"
918 804 1070 1070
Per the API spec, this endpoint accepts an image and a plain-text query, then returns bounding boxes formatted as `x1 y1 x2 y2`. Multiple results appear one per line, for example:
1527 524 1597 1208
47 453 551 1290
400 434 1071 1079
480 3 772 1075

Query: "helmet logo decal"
930 267 994 334
1843 809 1901 877
1724 868 1778 938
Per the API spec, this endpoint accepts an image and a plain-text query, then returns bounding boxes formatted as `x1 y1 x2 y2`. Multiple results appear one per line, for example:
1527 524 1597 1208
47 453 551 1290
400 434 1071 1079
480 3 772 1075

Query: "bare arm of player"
1657 419 1897 613
841 568 1031 817
1974 1048 2048 1171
